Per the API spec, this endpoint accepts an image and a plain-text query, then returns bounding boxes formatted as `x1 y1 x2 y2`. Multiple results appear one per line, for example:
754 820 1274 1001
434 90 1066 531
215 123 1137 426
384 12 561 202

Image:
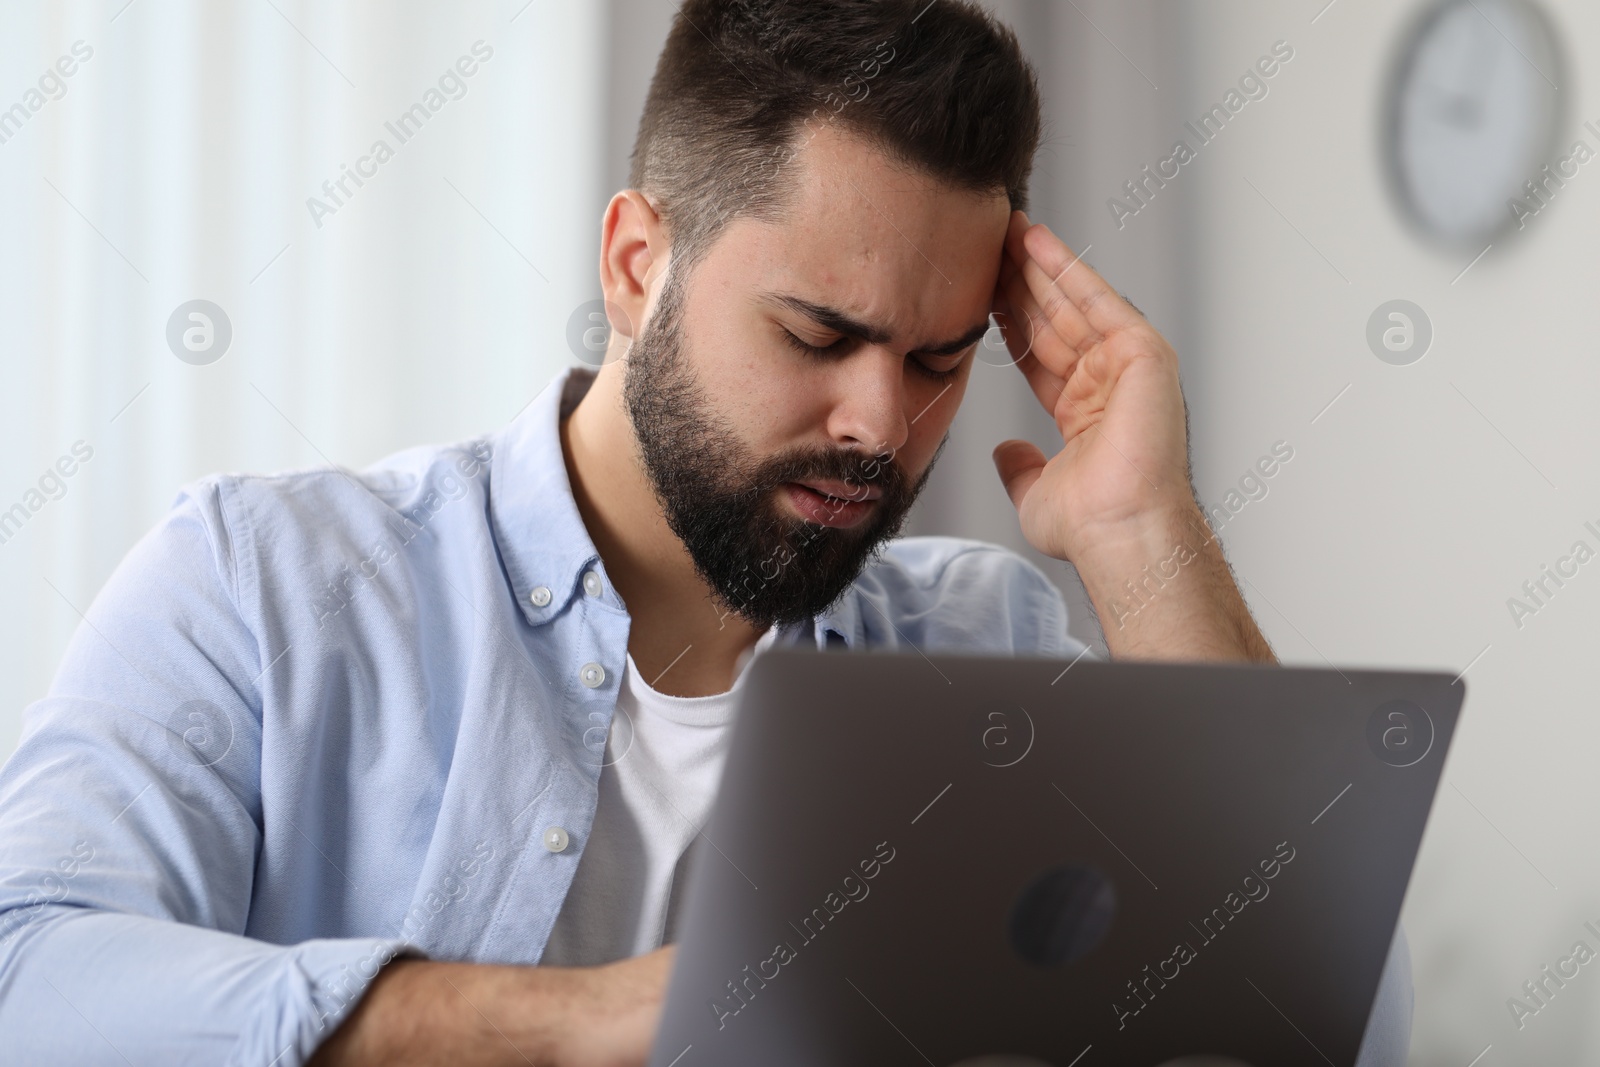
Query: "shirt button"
580 662 606 688
582 570 603 597
543 826 570 853
530 586 552 608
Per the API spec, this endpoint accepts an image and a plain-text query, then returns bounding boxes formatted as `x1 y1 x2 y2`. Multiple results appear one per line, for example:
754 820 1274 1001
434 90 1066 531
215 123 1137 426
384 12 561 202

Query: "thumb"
992 439 1047 512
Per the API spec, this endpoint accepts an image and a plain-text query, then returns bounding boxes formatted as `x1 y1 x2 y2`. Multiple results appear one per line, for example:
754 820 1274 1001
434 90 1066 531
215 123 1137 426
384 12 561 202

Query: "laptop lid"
648 650 1464 1067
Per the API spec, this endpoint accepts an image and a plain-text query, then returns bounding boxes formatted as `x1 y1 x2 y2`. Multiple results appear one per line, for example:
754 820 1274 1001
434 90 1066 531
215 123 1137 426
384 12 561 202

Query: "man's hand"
991 211 1274 663
308 944 677 1067
991 210 1192 557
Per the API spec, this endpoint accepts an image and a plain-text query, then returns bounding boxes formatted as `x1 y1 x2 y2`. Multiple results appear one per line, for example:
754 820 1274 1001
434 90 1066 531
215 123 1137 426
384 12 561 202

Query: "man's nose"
824 348 910 458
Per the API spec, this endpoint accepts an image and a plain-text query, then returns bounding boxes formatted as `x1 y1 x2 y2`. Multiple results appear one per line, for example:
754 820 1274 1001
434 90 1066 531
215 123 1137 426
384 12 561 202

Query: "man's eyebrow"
769 294 990 357
772 295 894 346
919 321 992 357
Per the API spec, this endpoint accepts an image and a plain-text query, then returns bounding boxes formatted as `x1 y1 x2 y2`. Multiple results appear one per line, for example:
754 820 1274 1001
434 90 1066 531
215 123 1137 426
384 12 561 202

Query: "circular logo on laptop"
980 705 1035 768
1365 699 1435 767
1008 863 1116 967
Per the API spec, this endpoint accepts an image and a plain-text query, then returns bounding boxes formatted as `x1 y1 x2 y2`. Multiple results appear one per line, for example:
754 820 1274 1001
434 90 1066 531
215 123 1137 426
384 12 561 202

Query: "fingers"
993 210 1030 312
1003 210 1031 268
997 215 1148 429
1010 241 1100 356
1014 340 1066 415
1022 224 1143 333
1008 224 1146 374
992 438 1047 511
995 291 1065 411
996 212 1062 397
999 266 1076 396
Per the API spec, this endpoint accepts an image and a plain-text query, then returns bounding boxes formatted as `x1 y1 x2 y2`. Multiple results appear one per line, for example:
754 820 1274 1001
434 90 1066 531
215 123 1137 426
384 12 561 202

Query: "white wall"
0 0 605 757
1173 1 1600 1063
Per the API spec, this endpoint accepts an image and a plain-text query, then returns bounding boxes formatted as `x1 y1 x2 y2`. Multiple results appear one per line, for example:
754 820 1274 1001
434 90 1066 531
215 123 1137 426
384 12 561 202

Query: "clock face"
1386 0 1564 245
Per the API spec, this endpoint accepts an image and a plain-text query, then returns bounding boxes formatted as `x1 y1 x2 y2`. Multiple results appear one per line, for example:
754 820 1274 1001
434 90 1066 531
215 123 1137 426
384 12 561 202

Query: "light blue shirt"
0 367 1410 1065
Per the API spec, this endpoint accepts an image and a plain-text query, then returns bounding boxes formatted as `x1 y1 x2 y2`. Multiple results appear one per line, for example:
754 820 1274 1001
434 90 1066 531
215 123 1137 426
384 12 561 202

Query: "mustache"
747 447 907 501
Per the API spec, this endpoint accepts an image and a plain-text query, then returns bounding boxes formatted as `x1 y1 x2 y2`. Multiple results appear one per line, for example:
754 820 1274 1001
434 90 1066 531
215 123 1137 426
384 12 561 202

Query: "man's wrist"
1067 498 1272 662
310 960 567 1067
1064 496 1212 578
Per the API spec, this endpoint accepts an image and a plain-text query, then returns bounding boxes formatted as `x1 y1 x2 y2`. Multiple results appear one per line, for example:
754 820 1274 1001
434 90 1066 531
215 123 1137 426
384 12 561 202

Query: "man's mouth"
783 480 881 529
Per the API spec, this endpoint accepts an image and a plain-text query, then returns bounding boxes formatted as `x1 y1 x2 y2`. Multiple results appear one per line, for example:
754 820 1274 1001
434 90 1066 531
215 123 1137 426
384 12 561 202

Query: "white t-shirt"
539 629 777 966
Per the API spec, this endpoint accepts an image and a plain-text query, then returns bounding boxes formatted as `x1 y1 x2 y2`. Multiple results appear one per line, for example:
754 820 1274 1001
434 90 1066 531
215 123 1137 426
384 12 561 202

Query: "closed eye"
911 352 967 382
780 328 850 356
783 326 967 382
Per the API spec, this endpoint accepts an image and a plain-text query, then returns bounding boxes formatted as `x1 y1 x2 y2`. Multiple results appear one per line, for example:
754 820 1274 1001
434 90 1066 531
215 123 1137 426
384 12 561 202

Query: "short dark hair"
630 0 1041 270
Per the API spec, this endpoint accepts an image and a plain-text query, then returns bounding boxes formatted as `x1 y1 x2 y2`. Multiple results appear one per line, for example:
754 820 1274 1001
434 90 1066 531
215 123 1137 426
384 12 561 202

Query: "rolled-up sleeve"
0 483 417 1066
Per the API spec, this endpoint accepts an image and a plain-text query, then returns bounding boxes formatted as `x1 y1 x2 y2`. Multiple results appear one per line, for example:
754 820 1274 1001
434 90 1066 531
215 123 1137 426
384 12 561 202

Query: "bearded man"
0 2 1411 1064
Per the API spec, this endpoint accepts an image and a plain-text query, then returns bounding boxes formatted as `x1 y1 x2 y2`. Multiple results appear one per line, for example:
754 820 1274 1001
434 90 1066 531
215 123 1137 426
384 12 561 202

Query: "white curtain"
0 0 605 756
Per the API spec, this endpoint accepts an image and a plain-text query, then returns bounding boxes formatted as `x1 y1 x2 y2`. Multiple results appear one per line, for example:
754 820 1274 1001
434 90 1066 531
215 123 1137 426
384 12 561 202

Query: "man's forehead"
707 127 1010 332
783 127 1009 243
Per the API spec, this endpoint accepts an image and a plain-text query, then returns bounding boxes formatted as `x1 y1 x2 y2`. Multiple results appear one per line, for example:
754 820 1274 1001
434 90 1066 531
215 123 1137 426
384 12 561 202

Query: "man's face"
624 125 1013 629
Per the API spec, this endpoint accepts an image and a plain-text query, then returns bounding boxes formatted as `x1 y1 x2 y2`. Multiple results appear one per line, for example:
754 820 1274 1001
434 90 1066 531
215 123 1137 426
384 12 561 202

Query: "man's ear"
599 190 670 354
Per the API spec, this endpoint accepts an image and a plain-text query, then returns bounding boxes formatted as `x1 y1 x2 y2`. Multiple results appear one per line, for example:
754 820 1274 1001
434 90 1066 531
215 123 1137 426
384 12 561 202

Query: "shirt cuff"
228 936 428 1067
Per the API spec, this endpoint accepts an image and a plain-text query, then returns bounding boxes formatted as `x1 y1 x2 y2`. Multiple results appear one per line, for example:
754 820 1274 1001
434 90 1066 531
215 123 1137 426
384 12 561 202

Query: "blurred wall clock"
1385 0 1565 246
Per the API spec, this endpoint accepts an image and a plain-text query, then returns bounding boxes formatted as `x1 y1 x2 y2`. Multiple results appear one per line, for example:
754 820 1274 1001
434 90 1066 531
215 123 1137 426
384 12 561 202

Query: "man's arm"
1056 501 1275 661
308 948 673 1067
991 211 1274 663
0 487 668 1067
0 489 419 1066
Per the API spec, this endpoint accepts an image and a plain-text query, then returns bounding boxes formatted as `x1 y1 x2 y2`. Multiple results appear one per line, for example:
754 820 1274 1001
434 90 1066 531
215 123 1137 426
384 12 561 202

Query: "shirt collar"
810 599 859 650
488 367 609 627
488 365 865 649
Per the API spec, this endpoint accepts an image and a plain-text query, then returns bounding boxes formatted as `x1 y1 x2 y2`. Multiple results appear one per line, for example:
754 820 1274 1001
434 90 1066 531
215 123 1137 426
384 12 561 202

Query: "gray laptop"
647 649 1464 1067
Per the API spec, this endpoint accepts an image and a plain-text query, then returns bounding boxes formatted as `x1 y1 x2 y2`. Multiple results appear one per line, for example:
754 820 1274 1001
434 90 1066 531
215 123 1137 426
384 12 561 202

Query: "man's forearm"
1070 501 1276 663
309 945 674 1067
308 959 565 1067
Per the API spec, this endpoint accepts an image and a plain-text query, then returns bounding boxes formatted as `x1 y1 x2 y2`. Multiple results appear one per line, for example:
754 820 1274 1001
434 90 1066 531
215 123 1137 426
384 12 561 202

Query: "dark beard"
622 272 945 630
